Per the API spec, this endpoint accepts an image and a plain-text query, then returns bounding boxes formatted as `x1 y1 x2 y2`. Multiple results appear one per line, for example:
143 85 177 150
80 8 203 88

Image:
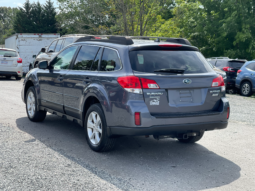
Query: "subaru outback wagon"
22 36 230 152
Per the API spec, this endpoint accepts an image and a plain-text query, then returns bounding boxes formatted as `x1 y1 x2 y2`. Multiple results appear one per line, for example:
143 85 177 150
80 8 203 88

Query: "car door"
62 45 102 118
37 46 79 113
246 62 255 89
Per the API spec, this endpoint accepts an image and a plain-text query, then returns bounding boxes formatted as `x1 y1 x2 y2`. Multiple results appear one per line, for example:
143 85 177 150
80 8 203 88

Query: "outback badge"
183 78 192 84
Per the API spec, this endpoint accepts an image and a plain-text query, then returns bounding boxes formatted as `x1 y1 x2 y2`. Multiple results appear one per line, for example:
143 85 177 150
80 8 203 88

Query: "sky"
0 0 58 8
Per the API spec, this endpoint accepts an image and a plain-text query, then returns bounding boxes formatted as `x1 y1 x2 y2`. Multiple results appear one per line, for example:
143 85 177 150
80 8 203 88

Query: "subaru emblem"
183 79 192 84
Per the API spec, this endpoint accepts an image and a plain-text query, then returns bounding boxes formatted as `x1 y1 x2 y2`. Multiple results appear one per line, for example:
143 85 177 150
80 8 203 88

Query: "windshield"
129 50 213 74
0 50 18 57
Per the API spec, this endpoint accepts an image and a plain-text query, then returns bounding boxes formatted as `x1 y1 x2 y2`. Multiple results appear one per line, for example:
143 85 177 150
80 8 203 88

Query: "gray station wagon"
21 35 230 152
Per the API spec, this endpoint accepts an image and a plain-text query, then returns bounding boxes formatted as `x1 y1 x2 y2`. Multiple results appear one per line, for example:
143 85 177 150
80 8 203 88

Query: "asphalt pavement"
0 78 254 191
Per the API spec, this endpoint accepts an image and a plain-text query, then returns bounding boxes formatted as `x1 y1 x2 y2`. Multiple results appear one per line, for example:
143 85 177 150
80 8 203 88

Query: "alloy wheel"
27 91 36 118
242 83 250 95
87 111 102 145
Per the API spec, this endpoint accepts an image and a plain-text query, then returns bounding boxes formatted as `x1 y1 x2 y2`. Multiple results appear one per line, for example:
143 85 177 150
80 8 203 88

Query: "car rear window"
0 50 18 57
129 51 213 74
229 61 245 69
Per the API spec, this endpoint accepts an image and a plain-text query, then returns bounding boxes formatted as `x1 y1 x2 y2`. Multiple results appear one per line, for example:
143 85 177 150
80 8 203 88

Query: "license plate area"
1 61 8 64
168 89 205 107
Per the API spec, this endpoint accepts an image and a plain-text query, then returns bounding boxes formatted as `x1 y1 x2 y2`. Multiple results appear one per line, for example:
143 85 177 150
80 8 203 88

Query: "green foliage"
0 7 17 44
13 0 57 33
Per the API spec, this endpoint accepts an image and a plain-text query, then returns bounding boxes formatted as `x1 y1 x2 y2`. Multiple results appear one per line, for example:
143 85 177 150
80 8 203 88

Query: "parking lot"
0 78 255 191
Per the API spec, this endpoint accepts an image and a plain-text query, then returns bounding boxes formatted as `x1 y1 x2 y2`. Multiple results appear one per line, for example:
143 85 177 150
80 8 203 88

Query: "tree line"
1 0 255 60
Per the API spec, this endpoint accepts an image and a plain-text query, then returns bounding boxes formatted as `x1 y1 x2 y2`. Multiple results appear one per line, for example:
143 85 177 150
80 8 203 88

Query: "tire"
84 103 116 152
240 81 252 97
178 131 204 143
16 76 22 80
5 76 11 79
26 86 47 122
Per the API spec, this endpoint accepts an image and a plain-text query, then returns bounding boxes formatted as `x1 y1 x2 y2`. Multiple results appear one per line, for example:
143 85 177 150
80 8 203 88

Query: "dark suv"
22 36 230 152
208 58 246 92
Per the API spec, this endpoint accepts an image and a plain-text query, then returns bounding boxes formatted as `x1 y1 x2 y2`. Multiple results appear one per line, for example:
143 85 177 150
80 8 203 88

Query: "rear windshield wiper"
154 68 185 74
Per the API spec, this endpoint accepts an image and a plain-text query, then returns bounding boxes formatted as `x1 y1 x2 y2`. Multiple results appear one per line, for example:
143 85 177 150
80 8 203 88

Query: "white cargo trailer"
5 33 60 73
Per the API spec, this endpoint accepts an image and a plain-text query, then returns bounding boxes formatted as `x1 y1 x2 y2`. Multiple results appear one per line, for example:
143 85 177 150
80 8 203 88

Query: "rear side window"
91 48 103 71
246 62 255 71
73 46 99 71
229 61 245 69
100 48 121 71
129 51 213 74
48 40 57 52
62 38 73 49
0 50 18 57
55 39 64 52
215 60 228 68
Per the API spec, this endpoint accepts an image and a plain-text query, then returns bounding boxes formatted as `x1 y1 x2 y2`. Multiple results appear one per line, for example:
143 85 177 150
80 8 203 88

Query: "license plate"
1 61 8 64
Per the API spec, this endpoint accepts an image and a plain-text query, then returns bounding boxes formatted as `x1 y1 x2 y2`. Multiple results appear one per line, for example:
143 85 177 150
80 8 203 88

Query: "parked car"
208 58 246 92
22 36 229 152
0 48 23 80
32 35 86 68
207 61 227 82
236 61 255 96
5 33 60 73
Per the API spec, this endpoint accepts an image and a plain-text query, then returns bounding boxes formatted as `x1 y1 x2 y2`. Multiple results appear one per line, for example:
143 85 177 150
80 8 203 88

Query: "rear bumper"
109 121 228 136
0 64 23 77
225 79 236 89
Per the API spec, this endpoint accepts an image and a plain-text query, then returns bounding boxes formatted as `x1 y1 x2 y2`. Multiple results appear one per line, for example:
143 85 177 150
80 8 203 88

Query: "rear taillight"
117 76 160 94
159 44 182 48
17 58 22 63
223 66 234 72
140 78 159 89
117 76 142 94
227 107 230 119
135 112 141 126
212 76 225 92
95 37 101 39
237 70 242 75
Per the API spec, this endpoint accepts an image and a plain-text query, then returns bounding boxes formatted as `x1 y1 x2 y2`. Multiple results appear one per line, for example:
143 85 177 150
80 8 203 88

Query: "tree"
0 7 17 44
13 0 58 33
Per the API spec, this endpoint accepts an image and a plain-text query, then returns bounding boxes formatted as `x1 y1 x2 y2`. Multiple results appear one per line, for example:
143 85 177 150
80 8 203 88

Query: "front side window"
100 48 121 71
73 46 99 70
48 40 57 52
129 50 213 74
51 46 78 70
62 38 74 49
55 39 64 52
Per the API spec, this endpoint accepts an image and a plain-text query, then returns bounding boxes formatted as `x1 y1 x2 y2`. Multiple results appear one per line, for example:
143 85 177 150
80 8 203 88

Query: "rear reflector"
227 107 230 119
159 44 182 48
17 58 22 63
135 112 141 126
212 76 225 91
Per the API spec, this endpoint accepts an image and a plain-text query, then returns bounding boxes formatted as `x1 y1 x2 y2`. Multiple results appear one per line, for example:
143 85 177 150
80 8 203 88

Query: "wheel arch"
24 80 35 103
241 78 253 87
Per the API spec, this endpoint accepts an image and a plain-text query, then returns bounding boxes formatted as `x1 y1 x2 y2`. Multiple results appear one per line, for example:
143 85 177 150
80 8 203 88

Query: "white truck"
5 33 60 73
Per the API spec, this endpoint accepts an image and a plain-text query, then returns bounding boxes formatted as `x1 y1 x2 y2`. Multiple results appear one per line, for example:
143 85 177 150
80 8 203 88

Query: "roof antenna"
154 38 160 42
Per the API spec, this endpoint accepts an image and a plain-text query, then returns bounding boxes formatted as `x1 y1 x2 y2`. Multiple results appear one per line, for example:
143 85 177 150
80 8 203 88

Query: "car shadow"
16 115 241 190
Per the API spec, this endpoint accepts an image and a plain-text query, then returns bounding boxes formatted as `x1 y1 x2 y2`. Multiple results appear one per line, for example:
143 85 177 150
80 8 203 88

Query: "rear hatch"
129 45 225 117
226 60 246 79
0 49 19 67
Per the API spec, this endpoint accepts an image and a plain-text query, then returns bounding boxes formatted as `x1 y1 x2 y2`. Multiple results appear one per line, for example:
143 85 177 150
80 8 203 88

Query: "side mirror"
38 61 48 69
48 50 54 53
41 48 46 53
32 55 36 58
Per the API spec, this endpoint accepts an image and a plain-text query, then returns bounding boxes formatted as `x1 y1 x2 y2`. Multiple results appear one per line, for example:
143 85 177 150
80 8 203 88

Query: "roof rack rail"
73 34 192 46
62 34 88 37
